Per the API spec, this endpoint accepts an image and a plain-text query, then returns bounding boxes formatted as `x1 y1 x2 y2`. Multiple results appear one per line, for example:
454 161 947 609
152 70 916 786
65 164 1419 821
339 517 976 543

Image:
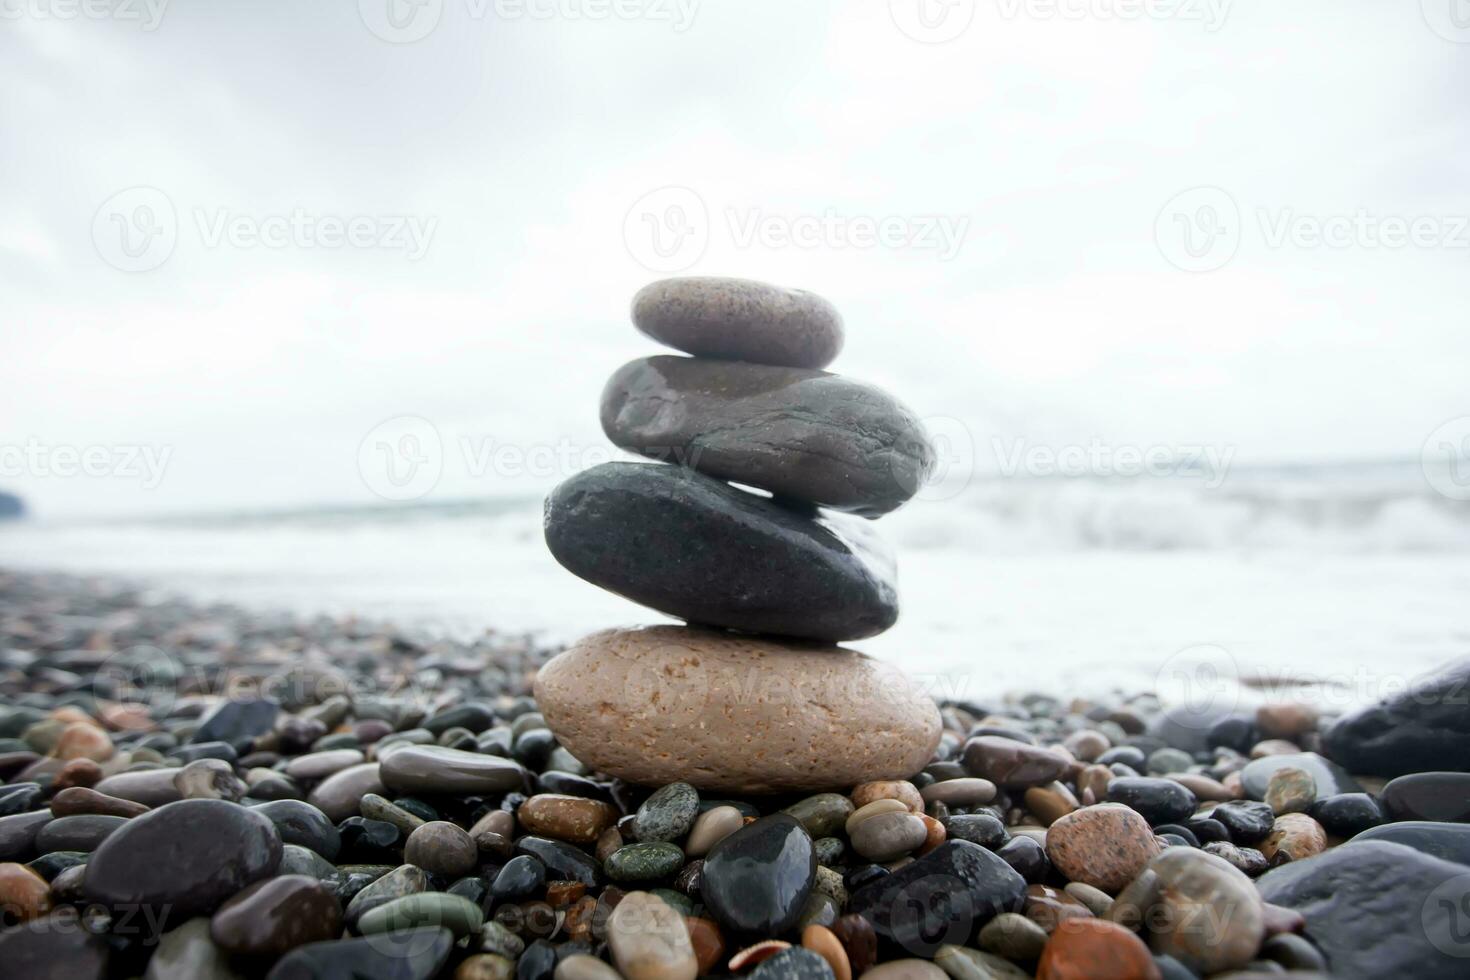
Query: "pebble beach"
2 279 1469 980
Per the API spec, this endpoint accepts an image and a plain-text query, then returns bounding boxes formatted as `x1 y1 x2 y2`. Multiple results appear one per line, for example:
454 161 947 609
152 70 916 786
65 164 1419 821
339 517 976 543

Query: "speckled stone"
209 874 342 957
535 627 940 793
404 821 478 878
962 737 1068 788
751 947 839 980
544 465 899 641
635 783 701 843
1045 804 1162 894
1259 813 1327 863
601 357 932 518
1264 767 1316 815
782 794 856 839
631 277 844 370
607 842 686 882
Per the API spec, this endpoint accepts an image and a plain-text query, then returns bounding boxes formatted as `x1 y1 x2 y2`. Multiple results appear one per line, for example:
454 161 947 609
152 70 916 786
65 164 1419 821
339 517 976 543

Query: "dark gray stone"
265 926 453 980
192 699 278 746
1256 840 1470 979
1355 822 1470 866
543 462 899 642
631 277 844 370
600 356 933 517
1324 657 1470 778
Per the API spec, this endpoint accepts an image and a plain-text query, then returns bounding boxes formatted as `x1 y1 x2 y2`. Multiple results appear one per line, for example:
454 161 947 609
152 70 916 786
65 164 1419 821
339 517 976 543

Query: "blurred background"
3 1 1469 697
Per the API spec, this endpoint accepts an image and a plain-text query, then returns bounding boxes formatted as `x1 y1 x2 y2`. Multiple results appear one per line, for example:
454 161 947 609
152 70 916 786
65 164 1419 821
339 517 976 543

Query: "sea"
2 459 1467 716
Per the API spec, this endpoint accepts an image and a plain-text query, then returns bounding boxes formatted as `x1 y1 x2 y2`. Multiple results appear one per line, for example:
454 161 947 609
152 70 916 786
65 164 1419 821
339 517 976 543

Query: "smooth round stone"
846 799 911 836
357 892 484 938
1260 813 1327 862
194 699 278 746
1306 793 1384 839
535 627 940 793
516 939 557 980
686 916 726 974
631 277 844 370
752 947 839 980
554 954 620 980
48 787 148 819
1046 804 1162 894
1023 882 1093 933
919 778 997 807
1261 932 1328 972
1381 772 1470 823
1202 841 1269 877
359 794 425 835
1036 918 1161 980
608 890 698 980
404 821 478 878
210 874 341 957
1239 753 1359 802
1264 767 1316 815
933 945 1030 980
635 783 700 843
83 799 282 918
781 794 853 839
544 464 899 642
601 356 932 519
702 814 815 936
305 763 384 824
1355 820 1470 865
512 794 615 846
1144 847 1264 973
517 836 603 886
849 841 1025 956
961 737 1068 788
978 911 1048 959
344 863 430 927
266 927 454 980
607 842 685 882
143 917 239 980
1025 783 1079 826
686 806 744 858
0 911 112 979
460 954 516 980
1104 777 1197 826
379 746 526 796
849 810 927 862
284 749 365 781
947 812 1009 850
1146 748 1192 776
491 854 547 899
34 815 125 853
0 861 51 921
252 799 341 860
93 768 183 808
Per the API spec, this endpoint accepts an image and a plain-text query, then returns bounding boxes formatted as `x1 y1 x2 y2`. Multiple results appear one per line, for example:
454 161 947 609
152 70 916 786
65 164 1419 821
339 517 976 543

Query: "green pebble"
605 842 685 882
357 892 484 938
813 837 845 866
312 732 361 752
634 783 700 843
782 794 854 838
651 888 693 917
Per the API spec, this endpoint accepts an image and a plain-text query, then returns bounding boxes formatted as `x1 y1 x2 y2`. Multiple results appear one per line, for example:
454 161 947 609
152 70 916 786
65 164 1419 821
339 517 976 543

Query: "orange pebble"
917 814 946 855
1037 918 1161 980
801 924 851 980
0 863 52 923
850 780 923 813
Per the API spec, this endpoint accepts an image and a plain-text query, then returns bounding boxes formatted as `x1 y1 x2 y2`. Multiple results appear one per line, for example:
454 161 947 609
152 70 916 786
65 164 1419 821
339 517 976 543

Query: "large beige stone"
534 626 942 793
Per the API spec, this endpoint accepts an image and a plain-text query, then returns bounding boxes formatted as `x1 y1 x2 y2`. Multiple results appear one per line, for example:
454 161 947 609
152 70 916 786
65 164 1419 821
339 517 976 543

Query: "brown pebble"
1259 813 1326 863
685 916 725 975
1045 803 1161 894
850 780 923 813
518 794 618 845
404 821 478 878
52 758 104 791
1037 918 1161 980
565 894 599 943
962 736 1069 788
829 914 877 977
547 881 587 908
1077 764 1113 803
1025 782 1079 826
1255 703 1318 740
1166 772 1237 802
1062 730 1110 762
595 825 625 863
51 723 113 763
1024 883 1094 933
0 862 52 922
917 814 946 856
801 924 851 980
1249 739 1300 759
49 786 149 819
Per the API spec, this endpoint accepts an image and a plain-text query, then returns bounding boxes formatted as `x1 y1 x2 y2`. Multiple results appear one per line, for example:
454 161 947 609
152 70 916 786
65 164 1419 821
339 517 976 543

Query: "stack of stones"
537 277 943 794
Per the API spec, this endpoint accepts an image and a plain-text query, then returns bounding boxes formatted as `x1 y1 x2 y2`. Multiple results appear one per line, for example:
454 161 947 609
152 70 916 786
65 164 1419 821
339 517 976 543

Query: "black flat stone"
1206 713 1259 755
0 913 110 980
515 837 602 886
82 798 282 919
253 799 343 860
1381 772 1470 823
265 926 453 980
1258 840 1470 979
34 815 126 853
1355 821 1470 865
193 698 278 746
0 783 42 816
1324 657 1470 778
600 355 934 517
536 772 614 803
492 854 546 900
517 939 558 980
1105 777 1197 825
701 814 816 936
1307 793 1385 839
995 836 1049 884
1210 800 1275 846
849 840 1025 956
945 813 1008 849
544 462 899 642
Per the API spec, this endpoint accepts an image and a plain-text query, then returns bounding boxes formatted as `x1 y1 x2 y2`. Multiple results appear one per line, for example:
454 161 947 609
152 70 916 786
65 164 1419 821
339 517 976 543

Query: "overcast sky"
3 1 1468 517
